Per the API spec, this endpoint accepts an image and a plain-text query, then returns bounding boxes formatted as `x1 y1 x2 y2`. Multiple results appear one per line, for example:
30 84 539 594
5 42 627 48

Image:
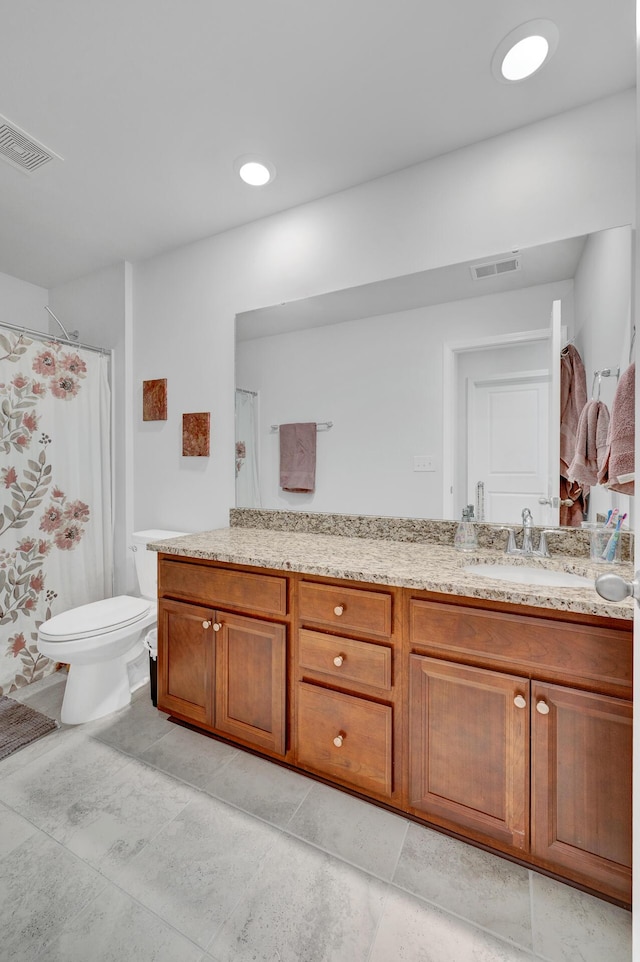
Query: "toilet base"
60 638 147 725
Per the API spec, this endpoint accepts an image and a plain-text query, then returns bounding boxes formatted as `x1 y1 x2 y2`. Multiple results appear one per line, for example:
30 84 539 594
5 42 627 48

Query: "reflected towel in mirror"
598 362 635 495
279 422 317 492
560 344 587 479
568 399 610 487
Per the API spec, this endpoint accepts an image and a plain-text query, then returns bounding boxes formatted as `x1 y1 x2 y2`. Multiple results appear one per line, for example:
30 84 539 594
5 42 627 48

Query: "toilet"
37 529 186 725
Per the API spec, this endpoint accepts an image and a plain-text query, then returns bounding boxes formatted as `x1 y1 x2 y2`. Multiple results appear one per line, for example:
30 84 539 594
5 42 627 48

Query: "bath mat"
0 694 59 761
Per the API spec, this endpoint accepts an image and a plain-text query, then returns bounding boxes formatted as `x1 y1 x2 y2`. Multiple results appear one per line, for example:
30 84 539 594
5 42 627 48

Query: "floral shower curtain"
0 331 112 694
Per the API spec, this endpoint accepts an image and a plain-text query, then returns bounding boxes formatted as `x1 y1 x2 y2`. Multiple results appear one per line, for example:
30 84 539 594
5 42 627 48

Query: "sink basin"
463 563 593 588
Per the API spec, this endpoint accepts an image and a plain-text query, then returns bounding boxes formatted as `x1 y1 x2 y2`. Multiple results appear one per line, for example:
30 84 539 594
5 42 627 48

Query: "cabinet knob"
513 694 526 709
536 700 550 715
202 620 212 629
333 655 345 667
333 605 345 616
213 622 222 632
333 732 345 748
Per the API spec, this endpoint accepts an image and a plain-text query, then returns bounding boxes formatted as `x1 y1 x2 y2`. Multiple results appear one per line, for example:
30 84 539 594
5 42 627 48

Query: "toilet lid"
38 596 152 641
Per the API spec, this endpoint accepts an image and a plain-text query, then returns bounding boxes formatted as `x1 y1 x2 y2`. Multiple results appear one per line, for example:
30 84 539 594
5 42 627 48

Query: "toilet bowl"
37 529 186 725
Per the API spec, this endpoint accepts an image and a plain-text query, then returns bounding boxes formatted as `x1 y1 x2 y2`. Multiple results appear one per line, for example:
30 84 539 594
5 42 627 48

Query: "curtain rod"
0 319 109 357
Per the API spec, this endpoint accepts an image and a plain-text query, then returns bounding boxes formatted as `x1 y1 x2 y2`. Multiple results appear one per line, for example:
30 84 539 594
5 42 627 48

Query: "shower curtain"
235 389 261 508
0 331 112 694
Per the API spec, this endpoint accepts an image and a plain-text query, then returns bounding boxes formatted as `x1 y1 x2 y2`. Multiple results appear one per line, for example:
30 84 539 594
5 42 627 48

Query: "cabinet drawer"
298 581 392 637
299 628 392 691
409 599 632 695
159 560 287 616
296 682 392 796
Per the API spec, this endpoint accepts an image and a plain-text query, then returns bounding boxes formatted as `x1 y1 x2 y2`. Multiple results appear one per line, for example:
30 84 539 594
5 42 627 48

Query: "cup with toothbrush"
588 510 626 565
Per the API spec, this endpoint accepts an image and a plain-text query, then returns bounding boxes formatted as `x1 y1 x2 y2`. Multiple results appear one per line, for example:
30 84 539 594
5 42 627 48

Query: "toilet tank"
131 529 187 600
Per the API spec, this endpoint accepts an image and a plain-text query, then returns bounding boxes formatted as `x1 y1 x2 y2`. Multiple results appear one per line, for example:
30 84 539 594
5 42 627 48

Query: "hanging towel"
560 344 587 478
597 362 635 495
568 400 610 487
559 477 587 527
279 422 317 492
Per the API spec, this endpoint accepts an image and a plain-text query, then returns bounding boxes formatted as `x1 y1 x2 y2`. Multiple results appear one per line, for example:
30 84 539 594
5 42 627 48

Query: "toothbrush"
605 508 619 528
602 514 626 562
603 509 613 527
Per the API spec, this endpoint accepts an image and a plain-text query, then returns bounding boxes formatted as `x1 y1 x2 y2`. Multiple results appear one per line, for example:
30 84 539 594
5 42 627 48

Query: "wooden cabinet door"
409 655 529 851
157 599 214 726
531 681 632 902
214 610 287 756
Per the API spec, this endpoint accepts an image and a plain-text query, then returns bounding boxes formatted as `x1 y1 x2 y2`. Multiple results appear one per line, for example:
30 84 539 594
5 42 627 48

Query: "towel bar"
270 421 333 432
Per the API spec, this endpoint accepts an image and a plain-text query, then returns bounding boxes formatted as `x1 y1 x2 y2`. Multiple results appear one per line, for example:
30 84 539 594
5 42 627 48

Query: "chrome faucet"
495 509 553 558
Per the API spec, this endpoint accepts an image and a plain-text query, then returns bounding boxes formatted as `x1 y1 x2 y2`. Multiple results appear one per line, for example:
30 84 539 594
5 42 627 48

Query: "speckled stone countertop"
149 527 634 621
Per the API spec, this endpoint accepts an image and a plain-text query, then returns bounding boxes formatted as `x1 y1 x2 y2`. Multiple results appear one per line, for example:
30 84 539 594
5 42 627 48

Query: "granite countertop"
149 527 635 621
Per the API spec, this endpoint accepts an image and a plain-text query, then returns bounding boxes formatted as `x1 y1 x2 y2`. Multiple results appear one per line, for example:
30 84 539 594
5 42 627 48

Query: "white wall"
132 90 635 534
0 270 48 328
49 262 132 593
237 279 573 518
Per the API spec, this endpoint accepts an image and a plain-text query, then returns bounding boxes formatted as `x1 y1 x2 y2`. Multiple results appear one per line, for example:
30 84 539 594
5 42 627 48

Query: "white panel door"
468 371 552 525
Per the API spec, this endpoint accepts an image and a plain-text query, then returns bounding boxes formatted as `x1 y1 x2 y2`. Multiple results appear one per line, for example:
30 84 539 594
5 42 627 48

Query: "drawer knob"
513 694 526 709
333 732 345 748
333 655 345 667
202 620 212 629
536 700 550 715
213 622 222 632
333 605 345 616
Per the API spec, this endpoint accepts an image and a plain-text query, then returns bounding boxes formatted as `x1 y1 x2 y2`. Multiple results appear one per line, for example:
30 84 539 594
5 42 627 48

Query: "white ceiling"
0 0 635 290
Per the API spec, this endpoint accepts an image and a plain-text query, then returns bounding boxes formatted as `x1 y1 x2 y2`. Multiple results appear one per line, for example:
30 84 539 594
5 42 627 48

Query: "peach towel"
598 363 635 495
568 400 610 487
559 477 586 527
560 345 587 479
279 422 317 492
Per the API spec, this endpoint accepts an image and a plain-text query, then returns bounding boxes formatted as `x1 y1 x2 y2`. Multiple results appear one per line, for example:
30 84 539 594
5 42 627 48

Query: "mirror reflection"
235 225 633 528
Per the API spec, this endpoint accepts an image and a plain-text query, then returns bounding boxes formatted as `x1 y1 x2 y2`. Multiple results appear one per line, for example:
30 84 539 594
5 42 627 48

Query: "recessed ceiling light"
235 155 276 186
491 20 559 83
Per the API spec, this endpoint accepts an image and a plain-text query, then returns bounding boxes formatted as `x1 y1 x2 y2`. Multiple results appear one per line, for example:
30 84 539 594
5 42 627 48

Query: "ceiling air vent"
470 256 521 280
0 114 61 174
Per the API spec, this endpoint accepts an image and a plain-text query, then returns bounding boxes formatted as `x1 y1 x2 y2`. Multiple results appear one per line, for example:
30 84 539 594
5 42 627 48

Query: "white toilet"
37 529 186 725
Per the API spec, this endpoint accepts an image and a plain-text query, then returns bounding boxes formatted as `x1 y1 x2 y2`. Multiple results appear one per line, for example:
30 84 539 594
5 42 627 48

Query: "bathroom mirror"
235 224 633 526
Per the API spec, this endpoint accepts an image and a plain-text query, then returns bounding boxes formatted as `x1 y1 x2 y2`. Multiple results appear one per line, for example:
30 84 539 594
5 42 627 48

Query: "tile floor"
0 672 632 962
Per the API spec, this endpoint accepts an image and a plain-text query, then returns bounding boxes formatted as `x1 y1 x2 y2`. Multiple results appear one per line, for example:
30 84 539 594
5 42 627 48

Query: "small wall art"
182 412 210 457
142 378 167 421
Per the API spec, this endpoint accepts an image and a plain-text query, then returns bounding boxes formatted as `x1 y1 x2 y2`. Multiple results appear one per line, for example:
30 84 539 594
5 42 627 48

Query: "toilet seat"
38 595 152 642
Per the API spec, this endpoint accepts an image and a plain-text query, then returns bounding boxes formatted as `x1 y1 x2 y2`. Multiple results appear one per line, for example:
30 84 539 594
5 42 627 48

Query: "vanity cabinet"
157 558 289 756
154 550 632 905
407 595 633 903
295 577 399 802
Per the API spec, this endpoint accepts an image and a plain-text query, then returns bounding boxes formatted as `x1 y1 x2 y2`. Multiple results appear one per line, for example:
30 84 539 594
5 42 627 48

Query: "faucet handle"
536 529 556 558
494 525 517 554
